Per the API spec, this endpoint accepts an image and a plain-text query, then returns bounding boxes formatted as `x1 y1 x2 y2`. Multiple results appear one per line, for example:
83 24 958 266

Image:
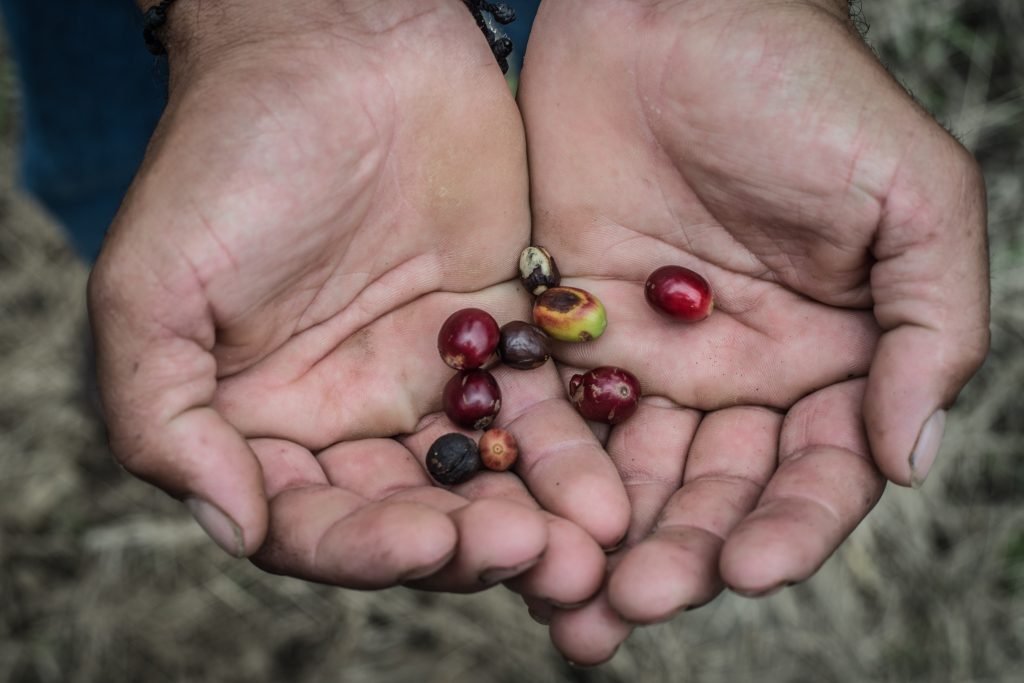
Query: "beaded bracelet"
142 0 178 56
463 1 517 74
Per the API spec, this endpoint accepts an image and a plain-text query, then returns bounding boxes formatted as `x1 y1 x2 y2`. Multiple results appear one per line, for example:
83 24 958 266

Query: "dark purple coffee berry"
497 321 550 370
442 369 502 430
426 433 482 485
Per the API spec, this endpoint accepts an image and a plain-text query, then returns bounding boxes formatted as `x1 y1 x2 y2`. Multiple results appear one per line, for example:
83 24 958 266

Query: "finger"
88 258 268 558
720 379 885 595
546 278 878 411
495 364 631 548
521 595 554 626
607 406 782 622
400 414 606 593
866 141 989 487
248 438 459 588
548 580 633 667
602 396 701 545
504 514 607 608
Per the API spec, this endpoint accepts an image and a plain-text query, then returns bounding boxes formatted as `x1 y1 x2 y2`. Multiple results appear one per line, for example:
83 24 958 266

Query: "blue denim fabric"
1 0 167 261
1 0 538 263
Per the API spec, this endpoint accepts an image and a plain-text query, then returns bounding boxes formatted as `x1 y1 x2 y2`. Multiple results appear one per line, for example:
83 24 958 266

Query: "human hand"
88 0 628 598
518 0 989 662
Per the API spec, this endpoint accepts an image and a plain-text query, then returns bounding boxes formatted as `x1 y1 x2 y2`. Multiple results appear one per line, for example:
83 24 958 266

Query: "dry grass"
1 2 1022 681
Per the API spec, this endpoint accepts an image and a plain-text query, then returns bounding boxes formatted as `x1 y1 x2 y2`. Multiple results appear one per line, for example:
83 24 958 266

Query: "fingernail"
528 607 551 625
733 582 786 598
547 598 589 610
910 409 946 488
186 498 245 558
567 649 618 669
399 552 456 583
480 557 540 585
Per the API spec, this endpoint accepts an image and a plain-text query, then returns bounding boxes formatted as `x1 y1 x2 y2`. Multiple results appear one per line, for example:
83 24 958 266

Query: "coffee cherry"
497 321 550 370
644 266 714 322
426 433 482 485
438 308 500 370
478 428 519 471
518 246 561 296
442 369 502 430
569 366 641 425
533 286 607 342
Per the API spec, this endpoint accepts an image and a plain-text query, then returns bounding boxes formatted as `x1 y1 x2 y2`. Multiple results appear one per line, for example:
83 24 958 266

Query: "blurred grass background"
1 2 1022 682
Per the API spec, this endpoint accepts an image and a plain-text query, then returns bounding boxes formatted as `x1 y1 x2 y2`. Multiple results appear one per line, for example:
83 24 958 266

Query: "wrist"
135 0 462 85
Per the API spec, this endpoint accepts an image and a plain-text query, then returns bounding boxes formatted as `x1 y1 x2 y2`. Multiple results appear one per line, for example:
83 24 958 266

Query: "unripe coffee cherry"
518 246 561 296
533 286 607 342
497 321 550 370
438 308 500 370
644 266 714 322
569 366 641 425
479 428 519 471
442 369 502 430
426 433 482 485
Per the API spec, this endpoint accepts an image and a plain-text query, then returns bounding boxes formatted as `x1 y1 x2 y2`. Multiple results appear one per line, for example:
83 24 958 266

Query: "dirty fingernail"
528 607 551 625
480 558 540 585
910 410 946 488
186 498 245 558
399 551 456 583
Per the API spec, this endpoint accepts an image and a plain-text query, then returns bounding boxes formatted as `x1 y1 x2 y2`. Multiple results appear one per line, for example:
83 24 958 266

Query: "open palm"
518 0 988 662
89 3 627 600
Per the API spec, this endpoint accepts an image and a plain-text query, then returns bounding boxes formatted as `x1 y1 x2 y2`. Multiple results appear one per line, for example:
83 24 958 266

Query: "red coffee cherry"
442 369 502 430
569 366 641 425
644 266 714 322
438 308 500 370
479 428 519 471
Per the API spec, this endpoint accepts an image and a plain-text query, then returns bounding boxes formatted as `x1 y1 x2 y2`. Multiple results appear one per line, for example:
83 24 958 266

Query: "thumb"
88 232 268 557
865 134 990 487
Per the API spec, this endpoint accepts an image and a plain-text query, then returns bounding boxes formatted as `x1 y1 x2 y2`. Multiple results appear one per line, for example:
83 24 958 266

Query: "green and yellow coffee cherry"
533 286 607 342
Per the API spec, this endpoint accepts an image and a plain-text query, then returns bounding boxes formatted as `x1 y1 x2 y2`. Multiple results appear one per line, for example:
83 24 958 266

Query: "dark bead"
490 5 517 25
493 36 514 60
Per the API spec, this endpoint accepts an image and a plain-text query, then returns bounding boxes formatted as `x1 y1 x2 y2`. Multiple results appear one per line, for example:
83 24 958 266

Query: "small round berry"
437 308 500 370
497 321 550 370
426 433 482 485
479 429 519 471
569 366 641 425
644 266 714 322
442 369 502 430
533 286 607 343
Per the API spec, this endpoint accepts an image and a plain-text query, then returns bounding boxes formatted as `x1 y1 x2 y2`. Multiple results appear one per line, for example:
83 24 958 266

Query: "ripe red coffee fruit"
644 266 714 322
479 428 519 471
438 308 500 370
442 369 502 430
569 366 641 425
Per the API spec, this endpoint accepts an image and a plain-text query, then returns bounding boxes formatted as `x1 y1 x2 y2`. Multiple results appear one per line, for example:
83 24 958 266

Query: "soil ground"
1 3 1022 681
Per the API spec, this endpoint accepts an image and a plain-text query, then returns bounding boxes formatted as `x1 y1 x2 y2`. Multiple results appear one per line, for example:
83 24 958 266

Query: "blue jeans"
1 0 538 262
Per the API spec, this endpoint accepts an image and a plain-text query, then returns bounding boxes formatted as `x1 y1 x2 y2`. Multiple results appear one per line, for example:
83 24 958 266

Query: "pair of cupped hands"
89 0 989 665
